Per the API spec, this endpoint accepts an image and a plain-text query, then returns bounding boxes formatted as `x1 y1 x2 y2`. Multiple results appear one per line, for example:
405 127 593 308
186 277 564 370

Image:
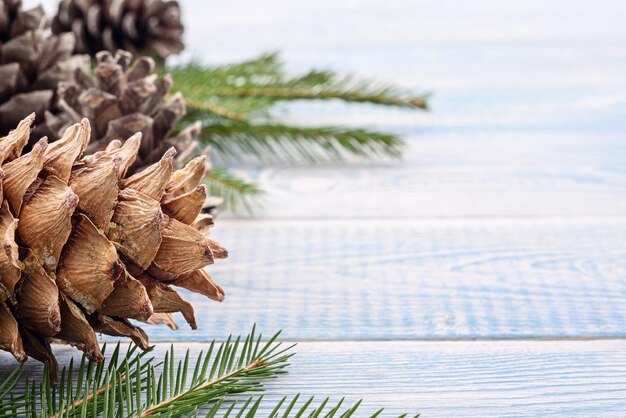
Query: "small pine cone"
0 115 226 382
0 0 90 136
52 0 184 60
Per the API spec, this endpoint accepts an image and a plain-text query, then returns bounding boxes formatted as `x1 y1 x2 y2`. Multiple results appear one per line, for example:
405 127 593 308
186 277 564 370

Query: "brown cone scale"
0 202 20 297
0 115 226 381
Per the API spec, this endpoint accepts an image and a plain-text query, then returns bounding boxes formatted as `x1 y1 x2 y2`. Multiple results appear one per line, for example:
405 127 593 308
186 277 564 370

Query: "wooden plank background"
21 0 626 415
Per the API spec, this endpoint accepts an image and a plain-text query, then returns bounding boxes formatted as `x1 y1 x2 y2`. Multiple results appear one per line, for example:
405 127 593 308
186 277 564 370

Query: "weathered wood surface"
148 217 626 340
20 0 626 416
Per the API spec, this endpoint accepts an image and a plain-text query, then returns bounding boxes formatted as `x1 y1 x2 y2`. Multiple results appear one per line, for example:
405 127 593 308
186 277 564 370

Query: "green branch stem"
184 98 248 122
205 86 427 108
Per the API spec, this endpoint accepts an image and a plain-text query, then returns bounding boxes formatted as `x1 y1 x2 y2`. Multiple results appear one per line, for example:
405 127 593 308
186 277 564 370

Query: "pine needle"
204 395 420 418
200 122 404 163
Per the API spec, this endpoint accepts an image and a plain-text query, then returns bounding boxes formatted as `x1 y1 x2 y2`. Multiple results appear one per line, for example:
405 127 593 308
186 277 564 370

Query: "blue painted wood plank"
135 218 626 341
16 340 626 417
260 339 626 417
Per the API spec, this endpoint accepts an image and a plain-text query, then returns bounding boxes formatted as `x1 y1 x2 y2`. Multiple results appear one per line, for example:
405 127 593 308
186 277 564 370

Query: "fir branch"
200 122 403 163
8 327 292 417
170 53 428 117
168 53 284 86
136 330 293 417
168 54 285 118
204 169 263 213
168 53 425 170
0 327 419 418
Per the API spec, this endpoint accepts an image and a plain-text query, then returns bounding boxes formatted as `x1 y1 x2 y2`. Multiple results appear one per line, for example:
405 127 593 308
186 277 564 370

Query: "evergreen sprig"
6 327 293 417
165 53 427 211
169 54 427 114
0 327 418 417
167 53 426 163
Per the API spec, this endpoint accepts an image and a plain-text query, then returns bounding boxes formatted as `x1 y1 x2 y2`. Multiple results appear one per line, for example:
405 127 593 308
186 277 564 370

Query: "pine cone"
52 0 184 60
44 50 223 211
0 0 89 136
0 114 226 382
45 50 201 173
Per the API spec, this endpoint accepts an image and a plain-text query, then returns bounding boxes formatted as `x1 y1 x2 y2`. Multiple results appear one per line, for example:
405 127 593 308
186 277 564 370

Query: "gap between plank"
219 214 626 222
145 335 626 343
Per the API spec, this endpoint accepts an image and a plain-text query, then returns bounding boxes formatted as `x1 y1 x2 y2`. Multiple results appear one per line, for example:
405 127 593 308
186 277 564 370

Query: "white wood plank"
225 132 626 219
11 340 626 417
138 218 626 341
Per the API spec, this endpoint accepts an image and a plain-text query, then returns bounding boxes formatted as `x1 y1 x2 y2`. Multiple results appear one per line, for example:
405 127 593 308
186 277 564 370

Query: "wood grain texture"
141 218 626 341
13 340 626 417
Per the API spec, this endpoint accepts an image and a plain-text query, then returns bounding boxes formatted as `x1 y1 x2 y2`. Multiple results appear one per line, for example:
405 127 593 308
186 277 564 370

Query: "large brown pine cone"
52 0 184 60
0 115 226 381
44 50 201 173
0 0 89 136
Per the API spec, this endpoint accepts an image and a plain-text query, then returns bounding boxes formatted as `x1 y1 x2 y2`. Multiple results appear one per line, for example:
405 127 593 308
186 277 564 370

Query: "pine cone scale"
56 213 123 313
0 203 21 296
0 292 25 361
56 294 103 362
15 252 61 337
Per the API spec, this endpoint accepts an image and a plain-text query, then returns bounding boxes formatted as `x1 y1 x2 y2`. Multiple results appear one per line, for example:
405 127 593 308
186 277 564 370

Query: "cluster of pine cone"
0 0 227 377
